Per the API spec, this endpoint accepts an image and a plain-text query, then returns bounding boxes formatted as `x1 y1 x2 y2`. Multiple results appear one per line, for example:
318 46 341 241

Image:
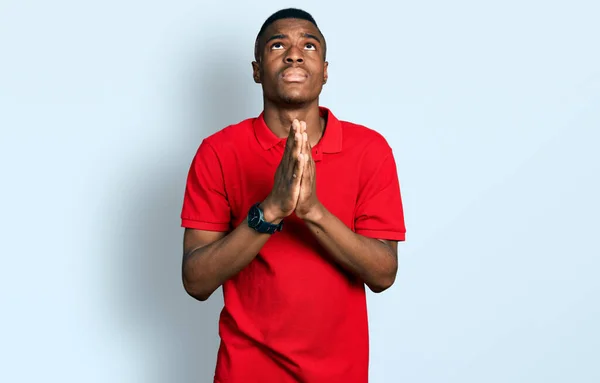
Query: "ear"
252 61 261 84
323 61 329 84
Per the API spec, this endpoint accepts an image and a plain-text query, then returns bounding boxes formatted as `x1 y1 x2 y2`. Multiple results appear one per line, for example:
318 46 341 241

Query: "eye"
305 43 316 50
271 42 284 50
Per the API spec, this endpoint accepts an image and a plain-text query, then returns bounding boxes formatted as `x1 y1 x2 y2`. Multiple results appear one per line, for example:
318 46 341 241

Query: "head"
252 8 329 106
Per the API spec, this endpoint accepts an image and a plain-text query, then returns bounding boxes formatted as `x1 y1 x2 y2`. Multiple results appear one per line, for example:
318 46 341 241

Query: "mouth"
281 67 309 83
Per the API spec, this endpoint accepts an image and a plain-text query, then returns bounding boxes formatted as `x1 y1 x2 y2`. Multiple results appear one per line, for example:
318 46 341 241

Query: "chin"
278 90 312 106
280 96 308 105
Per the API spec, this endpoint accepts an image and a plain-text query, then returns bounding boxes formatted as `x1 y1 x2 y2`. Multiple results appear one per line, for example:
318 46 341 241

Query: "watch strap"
255 219 283 234
248 202 283 234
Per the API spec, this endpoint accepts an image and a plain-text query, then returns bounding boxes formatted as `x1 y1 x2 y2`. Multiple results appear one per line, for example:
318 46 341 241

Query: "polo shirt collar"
253 106 343 153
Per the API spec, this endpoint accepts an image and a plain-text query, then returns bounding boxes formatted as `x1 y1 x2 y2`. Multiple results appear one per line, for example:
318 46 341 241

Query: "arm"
182 221 272 301
293 122 404 292
299 205 398 293
181 121 308 301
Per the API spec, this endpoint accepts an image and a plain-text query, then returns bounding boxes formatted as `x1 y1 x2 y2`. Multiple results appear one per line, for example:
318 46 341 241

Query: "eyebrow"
265 33 322 45
302 33 321 44
265 34 286 44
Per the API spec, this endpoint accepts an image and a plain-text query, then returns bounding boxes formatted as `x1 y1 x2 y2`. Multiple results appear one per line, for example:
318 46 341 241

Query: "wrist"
299 202 326 224
259 200 283 224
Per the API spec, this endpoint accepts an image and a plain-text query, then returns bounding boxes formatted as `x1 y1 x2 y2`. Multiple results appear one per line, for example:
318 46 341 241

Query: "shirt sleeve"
354 142 406 241
180 139 231 231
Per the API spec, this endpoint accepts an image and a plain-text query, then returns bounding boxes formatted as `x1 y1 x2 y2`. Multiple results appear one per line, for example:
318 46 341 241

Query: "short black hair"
254 8 326 61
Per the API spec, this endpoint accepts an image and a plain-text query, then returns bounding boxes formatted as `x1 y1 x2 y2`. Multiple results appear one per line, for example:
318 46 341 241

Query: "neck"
263 99 324 146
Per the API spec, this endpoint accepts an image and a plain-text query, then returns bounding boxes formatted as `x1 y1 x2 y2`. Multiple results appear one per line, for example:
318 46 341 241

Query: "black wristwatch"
247 202 283 234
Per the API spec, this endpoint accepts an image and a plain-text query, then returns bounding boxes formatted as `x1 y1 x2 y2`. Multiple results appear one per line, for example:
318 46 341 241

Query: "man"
180 8 406 383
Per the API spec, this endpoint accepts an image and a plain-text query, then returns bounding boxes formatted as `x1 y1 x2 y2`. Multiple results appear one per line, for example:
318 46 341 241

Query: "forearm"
182 219 273 300
303 203 398 292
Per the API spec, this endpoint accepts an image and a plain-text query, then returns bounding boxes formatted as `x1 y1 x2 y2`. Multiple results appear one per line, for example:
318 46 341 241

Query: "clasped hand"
263 119 320 221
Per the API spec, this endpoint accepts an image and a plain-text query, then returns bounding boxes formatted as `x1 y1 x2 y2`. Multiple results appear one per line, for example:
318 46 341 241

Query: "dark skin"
182 18 398 301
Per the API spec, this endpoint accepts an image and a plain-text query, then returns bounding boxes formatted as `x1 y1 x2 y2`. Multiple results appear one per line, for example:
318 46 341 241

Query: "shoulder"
335 119 400 189
339 119 393 156
187 117 256 174
189 117 256 167
201 117 256 150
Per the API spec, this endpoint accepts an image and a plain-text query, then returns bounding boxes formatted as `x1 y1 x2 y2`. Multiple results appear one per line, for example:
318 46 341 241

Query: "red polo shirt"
181 106 406 383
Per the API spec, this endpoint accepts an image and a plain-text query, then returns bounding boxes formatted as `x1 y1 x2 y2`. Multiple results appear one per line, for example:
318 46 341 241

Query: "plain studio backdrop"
1 1 598 382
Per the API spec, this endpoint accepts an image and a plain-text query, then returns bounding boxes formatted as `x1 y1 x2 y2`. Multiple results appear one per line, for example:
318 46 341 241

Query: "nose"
284 46 304 64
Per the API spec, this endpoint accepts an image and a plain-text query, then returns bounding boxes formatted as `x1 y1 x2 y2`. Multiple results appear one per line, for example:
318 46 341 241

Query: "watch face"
248 205 261 228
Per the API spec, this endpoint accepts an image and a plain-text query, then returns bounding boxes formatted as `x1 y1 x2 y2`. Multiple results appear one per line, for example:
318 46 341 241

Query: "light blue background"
1 1 598 382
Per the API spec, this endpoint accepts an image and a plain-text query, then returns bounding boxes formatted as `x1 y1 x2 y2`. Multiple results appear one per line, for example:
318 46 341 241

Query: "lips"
281 67 308 83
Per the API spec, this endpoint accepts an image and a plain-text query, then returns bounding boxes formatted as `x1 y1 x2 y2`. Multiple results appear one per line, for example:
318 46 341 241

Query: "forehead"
263 18 322 39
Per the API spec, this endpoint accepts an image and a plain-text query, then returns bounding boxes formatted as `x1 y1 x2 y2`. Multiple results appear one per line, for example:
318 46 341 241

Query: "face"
252 18 328 105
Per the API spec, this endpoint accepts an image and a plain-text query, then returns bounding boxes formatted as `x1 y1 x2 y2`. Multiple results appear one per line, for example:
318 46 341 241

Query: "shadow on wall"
111 45 256 383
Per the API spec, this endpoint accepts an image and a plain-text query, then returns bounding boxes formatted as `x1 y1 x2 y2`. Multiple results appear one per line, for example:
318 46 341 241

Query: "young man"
180 8 406 383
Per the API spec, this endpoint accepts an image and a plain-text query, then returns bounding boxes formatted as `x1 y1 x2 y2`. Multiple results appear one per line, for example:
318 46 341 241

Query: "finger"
293 130 303 158
303 139 314 184
285 119 300 153
303 131 311 159
283 120 301 171
288 127 303 180
292 152 306 186
292 120 302 154
292 119 301 134
300 153 310 190
307 152 315 191
301 132 307 156
297 120 307 157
